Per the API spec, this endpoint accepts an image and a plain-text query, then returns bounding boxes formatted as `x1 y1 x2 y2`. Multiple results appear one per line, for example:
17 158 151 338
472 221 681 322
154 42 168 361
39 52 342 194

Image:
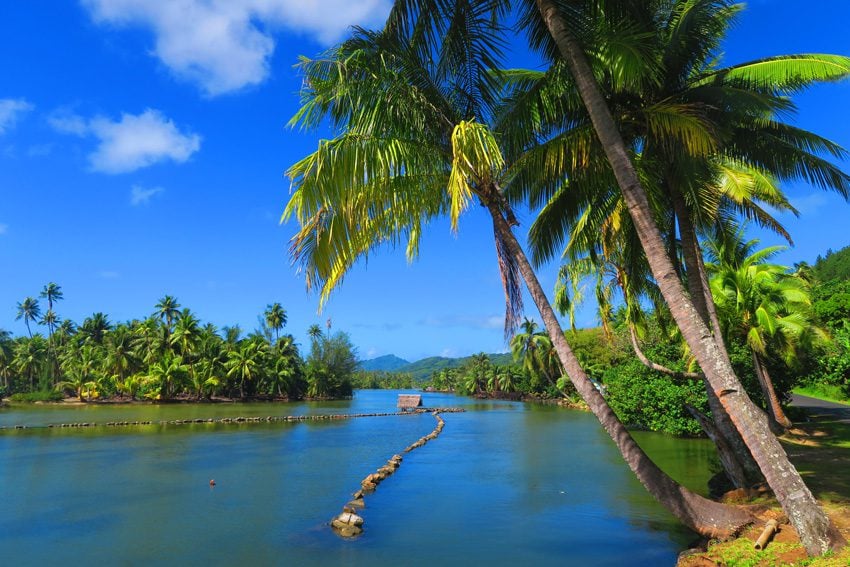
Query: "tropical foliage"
0 286 356 402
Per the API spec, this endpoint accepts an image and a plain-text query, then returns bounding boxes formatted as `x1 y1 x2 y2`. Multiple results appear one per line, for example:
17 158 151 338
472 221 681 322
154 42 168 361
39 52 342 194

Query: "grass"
679 410 850 566
793 386 850 406
8 391 64 403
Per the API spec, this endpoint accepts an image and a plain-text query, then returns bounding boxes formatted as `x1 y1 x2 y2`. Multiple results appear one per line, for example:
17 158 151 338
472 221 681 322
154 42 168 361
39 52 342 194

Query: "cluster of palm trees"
430 353 522 395
1 289 326 401
282 0 849 554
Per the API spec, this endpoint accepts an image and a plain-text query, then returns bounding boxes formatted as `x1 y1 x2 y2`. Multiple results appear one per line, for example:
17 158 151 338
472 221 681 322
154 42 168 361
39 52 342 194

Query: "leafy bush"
9 391 64 403
604 346 708 436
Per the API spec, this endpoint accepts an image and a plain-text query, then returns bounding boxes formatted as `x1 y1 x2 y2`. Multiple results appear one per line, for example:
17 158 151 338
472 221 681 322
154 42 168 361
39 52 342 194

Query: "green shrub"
604 342 708 436
9 391 65 403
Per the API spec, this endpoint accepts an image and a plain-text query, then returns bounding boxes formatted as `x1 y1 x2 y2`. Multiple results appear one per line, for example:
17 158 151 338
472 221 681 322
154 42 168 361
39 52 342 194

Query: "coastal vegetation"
284 0 850 555
1 290 358 402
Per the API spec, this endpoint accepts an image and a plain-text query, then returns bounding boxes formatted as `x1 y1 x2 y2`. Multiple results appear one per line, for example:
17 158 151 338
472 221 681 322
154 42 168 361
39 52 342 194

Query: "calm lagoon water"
0 391 719 566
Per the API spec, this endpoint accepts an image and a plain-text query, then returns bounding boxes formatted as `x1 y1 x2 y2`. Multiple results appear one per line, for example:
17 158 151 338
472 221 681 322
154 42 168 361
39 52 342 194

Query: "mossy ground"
679 414 850 566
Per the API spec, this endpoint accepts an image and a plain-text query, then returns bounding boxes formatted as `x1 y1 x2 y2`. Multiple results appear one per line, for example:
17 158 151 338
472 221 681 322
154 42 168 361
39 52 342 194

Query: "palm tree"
104 325 137 393
284 1 750 537
0 329 12 391
708 232 827 430
528 0 841 552
58 344 100 401
511 318 562 391
79 313 112 345
39 283 63 331
16 297 41 338
154 295 181 335
13 336 46 391
147 351 187 400
225 340 264 398
171 309 201 388
264 303 287 343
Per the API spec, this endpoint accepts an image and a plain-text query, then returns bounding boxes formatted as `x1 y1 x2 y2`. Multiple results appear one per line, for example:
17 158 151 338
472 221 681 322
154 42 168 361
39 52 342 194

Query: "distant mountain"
358 354 410 372
358 352 516 381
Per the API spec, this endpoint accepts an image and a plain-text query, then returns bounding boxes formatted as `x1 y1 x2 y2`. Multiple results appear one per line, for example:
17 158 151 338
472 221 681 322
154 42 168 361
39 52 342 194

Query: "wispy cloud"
0 98 33 134
130 184 164 205
0 223 8 235
49 108 201 173
98 270 120 279
82 0 392 95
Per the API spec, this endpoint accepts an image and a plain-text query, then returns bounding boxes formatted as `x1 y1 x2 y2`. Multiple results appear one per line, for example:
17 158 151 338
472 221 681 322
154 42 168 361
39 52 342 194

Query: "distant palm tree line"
2 288 355 401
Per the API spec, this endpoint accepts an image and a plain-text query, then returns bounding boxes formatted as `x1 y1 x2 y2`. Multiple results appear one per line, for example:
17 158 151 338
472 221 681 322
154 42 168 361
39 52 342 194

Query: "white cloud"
50 109 201 174
89 110 200 173
47 112 89 136
0 223 8 235
98 270 120 279
82 0 392 95
130 184 165 205
0 98 33 134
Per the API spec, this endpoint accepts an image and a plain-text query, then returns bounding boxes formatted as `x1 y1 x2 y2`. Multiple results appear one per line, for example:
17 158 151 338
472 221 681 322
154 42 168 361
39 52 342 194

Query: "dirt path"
790 393 850 424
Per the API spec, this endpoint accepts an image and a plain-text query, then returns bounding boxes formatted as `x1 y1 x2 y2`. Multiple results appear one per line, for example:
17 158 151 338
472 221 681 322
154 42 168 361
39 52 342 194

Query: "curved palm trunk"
535 0 842 554
628 325 701 380
753 352 793 431
486 199 751 538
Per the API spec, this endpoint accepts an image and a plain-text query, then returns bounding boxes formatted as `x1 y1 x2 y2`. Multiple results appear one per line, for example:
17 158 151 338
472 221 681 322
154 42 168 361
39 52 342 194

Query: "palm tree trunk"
686 404 748 490
672 192 763 483
535 0 842 554
485 197 752 538
752 352 793 431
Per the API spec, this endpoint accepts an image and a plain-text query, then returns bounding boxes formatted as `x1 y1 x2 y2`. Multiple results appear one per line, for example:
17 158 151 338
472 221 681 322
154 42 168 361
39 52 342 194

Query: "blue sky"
2 1 849 362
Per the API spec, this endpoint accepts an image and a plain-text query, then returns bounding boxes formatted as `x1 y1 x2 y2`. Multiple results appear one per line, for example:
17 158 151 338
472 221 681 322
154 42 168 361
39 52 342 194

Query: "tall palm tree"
529 0 843 552
284 0 750 537
104 325 137 392
154 295 181 336
16 297 41 338
264 303 287 343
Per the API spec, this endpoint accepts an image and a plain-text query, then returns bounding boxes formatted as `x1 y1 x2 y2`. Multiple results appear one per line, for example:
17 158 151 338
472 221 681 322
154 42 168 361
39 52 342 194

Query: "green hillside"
358 354 410 372
395 352 515 381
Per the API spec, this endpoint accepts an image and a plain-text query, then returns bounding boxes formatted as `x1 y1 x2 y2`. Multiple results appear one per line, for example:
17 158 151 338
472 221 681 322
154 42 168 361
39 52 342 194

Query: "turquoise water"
0 391 718 565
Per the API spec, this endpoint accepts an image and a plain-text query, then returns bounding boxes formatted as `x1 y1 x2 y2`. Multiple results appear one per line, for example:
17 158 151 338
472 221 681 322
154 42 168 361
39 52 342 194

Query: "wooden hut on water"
397 394 423 411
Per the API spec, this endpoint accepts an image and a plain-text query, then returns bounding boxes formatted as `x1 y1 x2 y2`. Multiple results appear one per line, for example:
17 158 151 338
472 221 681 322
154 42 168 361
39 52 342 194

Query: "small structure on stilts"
397 394 423 412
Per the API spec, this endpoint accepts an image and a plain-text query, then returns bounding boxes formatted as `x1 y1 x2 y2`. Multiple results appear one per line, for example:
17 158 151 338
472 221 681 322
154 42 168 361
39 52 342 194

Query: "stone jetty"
0 407 464 432
330 411 449 539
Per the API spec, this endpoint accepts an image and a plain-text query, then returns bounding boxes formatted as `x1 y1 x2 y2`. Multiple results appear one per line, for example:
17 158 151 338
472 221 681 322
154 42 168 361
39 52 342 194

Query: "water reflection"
0 391 715 565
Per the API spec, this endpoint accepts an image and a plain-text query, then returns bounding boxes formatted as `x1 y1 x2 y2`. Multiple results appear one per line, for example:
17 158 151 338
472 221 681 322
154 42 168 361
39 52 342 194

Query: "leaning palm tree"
15 297 41 338
284 0 750 537
527 0 844 553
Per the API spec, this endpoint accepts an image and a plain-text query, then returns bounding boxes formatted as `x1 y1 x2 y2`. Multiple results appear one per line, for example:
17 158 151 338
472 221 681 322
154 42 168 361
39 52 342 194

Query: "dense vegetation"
1 287 357 402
